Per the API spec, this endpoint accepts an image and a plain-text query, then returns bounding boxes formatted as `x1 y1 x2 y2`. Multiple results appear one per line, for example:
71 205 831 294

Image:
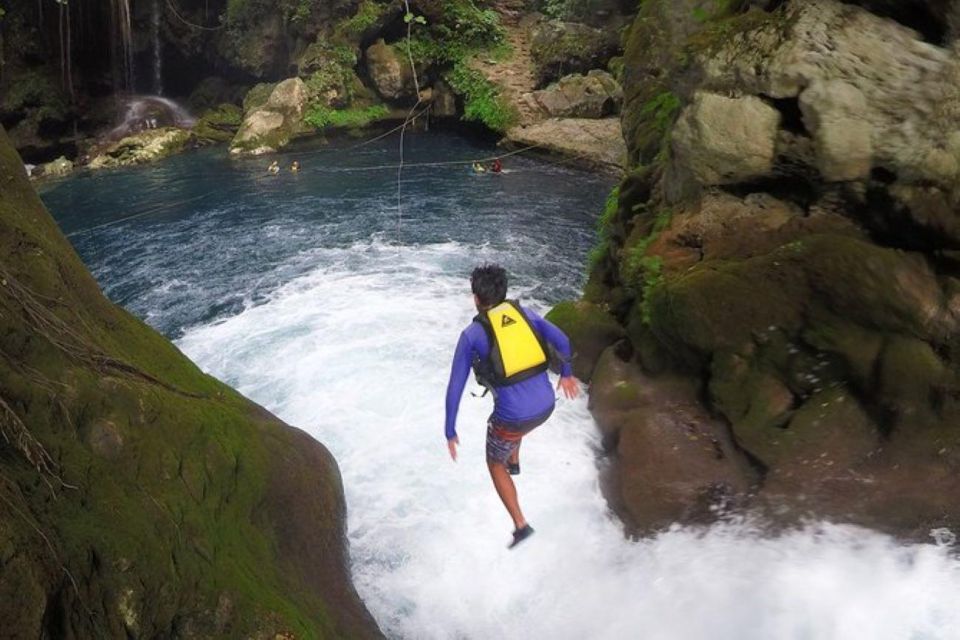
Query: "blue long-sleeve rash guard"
444 305 573 440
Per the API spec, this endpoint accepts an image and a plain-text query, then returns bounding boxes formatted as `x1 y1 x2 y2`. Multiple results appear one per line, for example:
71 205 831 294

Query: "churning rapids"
43 132 960 640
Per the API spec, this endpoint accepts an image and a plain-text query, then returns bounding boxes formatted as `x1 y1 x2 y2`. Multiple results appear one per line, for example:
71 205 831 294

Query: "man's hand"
447 436 460 461
557 375 580 400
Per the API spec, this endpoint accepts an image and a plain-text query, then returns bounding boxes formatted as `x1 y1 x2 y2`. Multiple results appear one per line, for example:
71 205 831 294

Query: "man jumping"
444 264 579 548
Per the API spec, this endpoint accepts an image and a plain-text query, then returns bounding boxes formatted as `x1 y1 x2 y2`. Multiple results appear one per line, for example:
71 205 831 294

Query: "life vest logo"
501 315 517 328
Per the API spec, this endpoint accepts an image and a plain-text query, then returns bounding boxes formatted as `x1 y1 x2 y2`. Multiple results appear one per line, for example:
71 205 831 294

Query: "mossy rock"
88 128 195 170
0 127 381 637
647 233 947 358
619 0 770 165
188 77 246 112
0 69 69 120
194 104 245 143
876 335 951 428
529 20 621 86
333 0 395 46
709 350 796 452
646 254 806 359
243 82 277 113
800 312 884 392
594 362 758 534
546 300 625 381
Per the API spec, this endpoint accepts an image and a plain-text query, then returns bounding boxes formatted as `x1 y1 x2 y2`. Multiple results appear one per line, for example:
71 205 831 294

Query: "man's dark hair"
471 264 508 308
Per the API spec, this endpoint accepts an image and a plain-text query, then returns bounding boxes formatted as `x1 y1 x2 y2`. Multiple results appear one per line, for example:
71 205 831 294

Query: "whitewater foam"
177 241 960 640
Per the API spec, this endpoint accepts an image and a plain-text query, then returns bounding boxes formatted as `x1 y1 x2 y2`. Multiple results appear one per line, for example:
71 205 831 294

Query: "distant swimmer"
444 264 579 549
491 158 503 173
472 162 487 173
267 160 280 175
291 161 300 173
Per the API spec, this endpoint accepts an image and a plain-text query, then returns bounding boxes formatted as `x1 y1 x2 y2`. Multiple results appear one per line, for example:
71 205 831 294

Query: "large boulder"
529 20 621 86
431 80 458 118
590 348 758 533
298 41 364 108
0 127 382 638
365 39 417 101
799 80 873 181
521 70 623 119
39 155 74 178
242 82 277 113
231 78 308 155
697 0 960 219
670 92 781 188
545 300 625 381
88 128 195 170
194 104 244 143
505 117 626 171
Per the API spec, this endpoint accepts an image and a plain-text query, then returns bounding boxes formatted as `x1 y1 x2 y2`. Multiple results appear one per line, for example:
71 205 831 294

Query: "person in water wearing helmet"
444 264 579 548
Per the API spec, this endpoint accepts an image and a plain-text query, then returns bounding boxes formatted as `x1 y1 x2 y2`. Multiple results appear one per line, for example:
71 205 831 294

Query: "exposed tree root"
0 266 204 399
0 473 96 623
0 396 61 494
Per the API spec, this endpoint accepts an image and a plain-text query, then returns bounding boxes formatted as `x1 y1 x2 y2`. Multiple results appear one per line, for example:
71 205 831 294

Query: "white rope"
397 0 425 247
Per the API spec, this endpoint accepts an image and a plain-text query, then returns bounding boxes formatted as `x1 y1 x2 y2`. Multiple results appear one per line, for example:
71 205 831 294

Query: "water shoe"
508 525 534 549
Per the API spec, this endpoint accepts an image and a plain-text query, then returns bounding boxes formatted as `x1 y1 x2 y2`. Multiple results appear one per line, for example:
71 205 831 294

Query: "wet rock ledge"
550 0 960 541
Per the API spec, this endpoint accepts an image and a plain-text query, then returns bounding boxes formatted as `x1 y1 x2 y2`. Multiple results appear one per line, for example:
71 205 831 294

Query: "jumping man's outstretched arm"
444 331 473 457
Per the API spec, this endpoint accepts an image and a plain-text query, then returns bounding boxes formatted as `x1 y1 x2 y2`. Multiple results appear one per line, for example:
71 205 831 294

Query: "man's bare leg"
487 460 526 530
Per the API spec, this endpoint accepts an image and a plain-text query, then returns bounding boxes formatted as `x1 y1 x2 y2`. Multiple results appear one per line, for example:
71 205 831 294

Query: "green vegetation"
621 208 672 323
305 104 390 129
540 0 608 21
641 91 681 138
335 0 392 42
445 63 517 132
587 186 620 270
302 43 359 104
0 69 68 118
393 0 510 131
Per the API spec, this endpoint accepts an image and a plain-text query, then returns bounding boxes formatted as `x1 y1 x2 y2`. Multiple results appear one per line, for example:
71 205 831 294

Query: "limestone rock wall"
565 0 960 538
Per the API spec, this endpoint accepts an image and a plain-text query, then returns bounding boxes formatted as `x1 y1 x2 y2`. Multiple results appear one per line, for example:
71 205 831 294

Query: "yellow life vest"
473 300 549 387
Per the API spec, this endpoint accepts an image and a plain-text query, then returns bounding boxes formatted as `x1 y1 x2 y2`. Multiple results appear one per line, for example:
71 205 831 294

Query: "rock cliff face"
0 127 380 638
555 0 960 538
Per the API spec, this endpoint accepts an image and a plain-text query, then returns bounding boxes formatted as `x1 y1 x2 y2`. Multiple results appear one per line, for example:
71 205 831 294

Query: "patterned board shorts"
485 407 554 465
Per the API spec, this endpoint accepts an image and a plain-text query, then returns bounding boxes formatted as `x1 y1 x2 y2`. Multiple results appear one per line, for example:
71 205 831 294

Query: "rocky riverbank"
1 1 636 175
550 0 960 540
0 127 381 638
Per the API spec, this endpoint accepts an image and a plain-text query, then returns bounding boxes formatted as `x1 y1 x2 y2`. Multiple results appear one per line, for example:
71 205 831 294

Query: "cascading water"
151 0 163 95
40 135 960 640
111 0 135 92
105 95 195 139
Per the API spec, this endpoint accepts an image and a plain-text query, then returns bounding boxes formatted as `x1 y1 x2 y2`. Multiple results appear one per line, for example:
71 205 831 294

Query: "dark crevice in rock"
767 96 808 135
854 182 960 253
840 0 949 45
870 166 897 185
41 585 68 639
720 175 820 210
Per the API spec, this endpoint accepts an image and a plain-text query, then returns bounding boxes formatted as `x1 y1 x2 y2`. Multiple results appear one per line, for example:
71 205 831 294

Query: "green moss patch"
0 127 378 637
305 104 390 129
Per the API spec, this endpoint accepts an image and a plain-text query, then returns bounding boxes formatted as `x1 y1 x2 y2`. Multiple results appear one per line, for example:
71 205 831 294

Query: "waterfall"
151 0 163 95
106 95 196 140
111 0 134 92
